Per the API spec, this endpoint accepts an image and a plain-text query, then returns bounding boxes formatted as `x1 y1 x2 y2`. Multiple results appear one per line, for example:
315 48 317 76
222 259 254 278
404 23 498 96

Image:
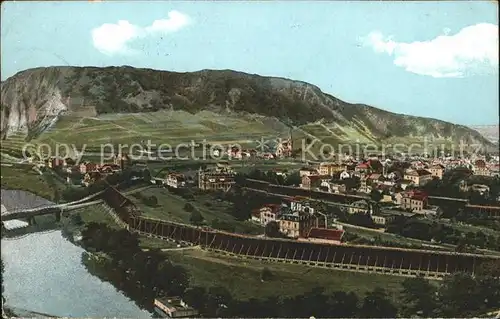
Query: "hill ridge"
0 66 494 150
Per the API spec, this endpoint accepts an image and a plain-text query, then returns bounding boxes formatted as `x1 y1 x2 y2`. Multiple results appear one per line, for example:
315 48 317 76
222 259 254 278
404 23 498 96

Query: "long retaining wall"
101 186 500 279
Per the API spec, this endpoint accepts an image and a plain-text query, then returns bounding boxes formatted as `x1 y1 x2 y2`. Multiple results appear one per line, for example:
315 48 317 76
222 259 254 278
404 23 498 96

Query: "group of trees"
211 218 236 232
182 264 500 318
264 221 287 238
400 269 500 318
79 220 500 318
216 187 281 222
80 222 189 311
386 216 500 251
184 203 205 225
131 193 158 207
61 168 145 201
422 170 500 205
244 169 301 187
184 285 394 318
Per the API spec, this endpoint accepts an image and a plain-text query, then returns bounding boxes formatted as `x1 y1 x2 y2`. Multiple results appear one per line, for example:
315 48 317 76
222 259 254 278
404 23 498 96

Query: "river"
1 189 152 318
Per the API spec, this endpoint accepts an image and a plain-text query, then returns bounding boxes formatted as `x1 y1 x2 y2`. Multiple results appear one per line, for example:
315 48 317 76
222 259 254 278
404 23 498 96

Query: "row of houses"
46 153 130 187
225 137 293 160
301 154 499 180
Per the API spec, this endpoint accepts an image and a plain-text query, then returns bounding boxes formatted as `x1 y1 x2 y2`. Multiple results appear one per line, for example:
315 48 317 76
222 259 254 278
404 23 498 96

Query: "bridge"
0 186 152 225
100 185 500 280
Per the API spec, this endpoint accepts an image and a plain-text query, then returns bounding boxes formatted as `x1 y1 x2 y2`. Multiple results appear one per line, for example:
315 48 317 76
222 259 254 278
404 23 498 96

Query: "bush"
143 195 158 207
211 218 235 232
184 203 194 212
190 210 204 225
260 267 273 281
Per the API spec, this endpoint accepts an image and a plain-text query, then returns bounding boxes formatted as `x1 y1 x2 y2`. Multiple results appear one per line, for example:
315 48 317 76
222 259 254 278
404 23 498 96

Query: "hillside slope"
469 125 499 145
0 66 493 149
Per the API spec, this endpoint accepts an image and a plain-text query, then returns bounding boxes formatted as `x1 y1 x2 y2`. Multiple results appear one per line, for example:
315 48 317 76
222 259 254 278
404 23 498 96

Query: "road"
141 245 201 252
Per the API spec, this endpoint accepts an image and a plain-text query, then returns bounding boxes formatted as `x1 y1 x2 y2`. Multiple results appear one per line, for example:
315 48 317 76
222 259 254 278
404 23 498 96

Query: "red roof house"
474 160 486 168
305 227 345 243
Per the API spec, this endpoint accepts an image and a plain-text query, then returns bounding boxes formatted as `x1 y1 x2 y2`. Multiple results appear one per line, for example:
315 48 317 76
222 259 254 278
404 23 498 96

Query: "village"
34 136 500 253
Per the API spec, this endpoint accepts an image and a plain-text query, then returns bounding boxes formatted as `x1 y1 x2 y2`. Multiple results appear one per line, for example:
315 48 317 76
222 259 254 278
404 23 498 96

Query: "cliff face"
1 67 71 139
0 66 493 147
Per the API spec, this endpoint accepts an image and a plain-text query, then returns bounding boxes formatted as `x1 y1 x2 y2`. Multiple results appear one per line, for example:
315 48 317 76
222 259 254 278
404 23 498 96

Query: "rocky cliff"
0 66 493 148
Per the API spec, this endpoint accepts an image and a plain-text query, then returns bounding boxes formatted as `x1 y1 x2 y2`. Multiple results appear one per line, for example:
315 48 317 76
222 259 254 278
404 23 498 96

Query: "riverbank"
3 306 59 318
63 205 407 305
60 204 179 249
0 165 58 201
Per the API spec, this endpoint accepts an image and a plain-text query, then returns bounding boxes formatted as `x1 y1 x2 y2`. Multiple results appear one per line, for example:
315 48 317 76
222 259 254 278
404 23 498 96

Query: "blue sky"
1 1 498 125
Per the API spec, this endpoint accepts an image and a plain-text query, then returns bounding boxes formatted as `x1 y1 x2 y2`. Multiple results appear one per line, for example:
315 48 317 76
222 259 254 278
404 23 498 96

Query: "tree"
211 218 235 232
370 189 383 202
264 221 283 238
184 286 207 314
369 160 383 173
144 195 158 207
359 287 398 318
437 273 483 317
205 286 233 317
400 276 437 317
184 203 194 212
70 213 84 226
142 169 151 182
190 210 204 225
299 287 329 318
476 260 500 278
476 274 500 310
343 176 360 191
260 267 273 282
455 240 467 253
284 172 301 186
326 291 359 318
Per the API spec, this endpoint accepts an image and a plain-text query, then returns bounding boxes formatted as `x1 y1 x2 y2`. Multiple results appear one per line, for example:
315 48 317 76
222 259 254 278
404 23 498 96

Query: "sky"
1 1 498 126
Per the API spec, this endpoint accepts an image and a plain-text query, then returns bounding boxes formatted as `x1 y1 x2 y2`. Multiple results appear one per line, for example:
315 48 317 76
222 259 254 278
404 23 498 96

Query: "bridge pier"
27 216 37 226
55 211 61 222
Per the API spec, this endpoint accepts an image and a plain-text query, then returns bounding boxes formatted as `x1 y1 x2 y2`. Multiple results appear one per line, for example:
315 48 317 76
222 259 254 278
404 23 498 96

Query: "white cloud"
91 10 191 56
362 23 499 78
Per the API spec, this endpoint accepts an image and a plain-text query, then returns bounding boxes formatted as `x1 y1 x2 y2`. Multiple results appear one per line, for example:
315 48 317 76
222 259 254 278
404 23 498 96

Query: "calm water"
1 190 152 318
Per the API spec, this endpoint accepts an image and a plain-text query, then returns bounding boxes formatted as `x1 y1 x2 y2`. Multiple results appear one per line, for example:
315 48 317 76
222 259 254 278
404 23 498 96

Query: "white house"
339 171 350 180
166 173 186 188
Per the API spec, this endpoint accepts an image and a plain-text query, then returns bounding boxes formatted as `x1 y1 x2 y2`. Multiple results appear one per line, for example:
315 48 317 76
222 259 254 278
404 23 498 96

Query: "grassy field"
164 247 410 302
32 110 288 149
131 187 263 235
1 110 477 163
341 224 454 251
0 164 57 200
65 204 178 249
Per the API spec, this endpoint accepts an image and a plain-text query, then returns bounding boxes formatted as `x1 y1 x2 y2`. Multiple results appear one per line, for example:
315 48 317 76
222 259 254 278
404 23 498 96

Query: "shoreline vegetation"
59 206 500 318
